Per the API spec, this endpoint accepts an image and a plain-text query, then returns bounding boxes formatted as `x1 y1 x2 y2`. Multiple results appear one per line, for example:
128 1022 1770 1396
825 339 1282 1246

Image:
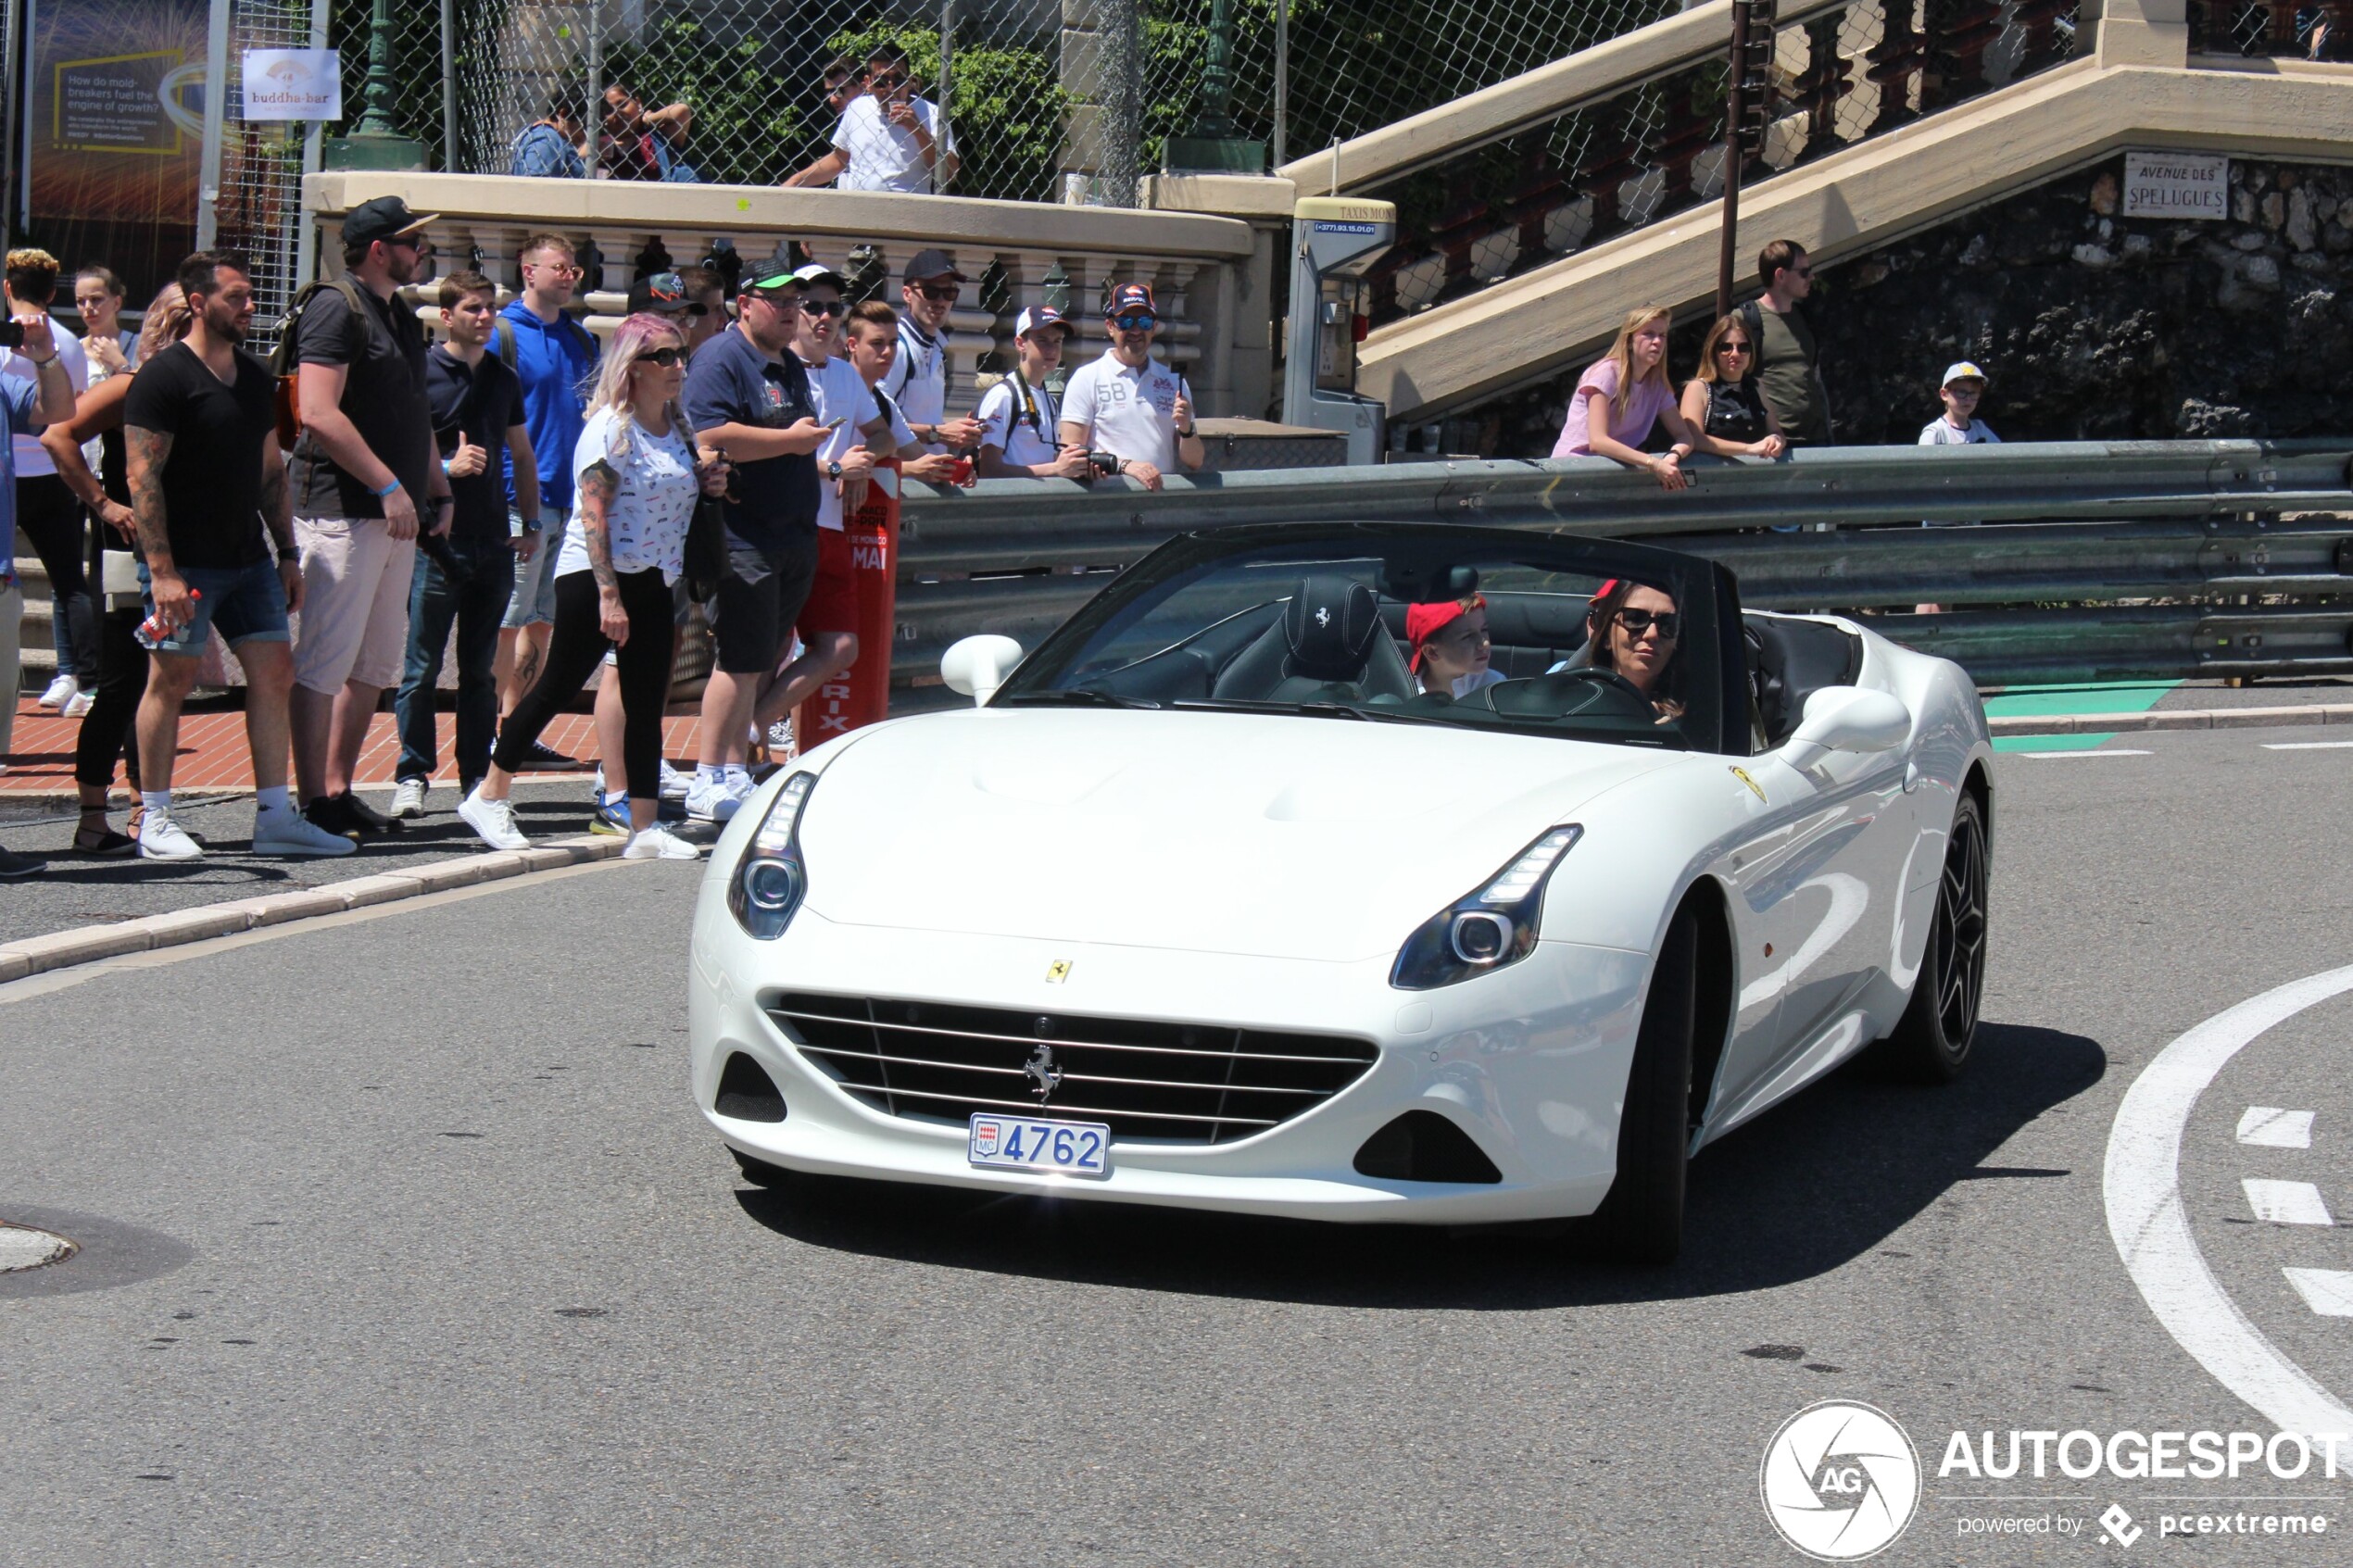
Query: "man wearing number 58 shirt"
1057 282 1204 492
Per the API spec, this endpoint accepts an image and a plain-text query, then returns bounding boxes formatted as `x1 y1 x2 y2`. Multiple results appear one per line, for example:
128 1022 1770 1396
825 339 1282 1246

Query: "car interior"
1053 569 1863 753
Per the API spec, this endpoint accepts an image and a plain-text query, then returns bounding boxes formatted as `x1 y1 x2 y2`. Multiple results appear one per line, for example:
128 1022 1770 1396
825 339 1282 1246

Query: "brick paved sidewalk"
3 696 701 797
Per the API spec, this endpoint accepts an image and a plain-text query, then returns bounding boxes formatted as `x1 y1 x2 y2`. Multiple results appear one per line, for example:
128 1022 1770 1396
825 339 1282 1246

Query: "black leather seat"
1211 576 1414 702
1746 614 1863 744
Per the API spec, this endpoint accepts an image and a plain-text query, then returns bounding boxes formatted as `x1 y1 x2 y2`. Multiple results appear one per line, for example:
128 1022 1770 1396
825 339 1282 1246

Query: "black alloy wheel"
1587 902 1699 1264
1880 792 1988 1083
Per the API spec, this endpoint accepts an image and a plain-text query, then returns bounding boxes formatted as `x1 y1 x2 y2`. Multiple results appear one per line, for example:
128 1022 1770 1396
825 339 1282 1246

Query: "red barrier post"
796 458 900 746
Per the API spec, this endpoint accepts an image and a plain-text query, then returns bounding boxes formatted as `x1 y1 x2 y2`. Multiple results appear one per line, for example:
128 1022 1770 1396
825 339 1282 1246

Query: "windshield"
993 524 1743 754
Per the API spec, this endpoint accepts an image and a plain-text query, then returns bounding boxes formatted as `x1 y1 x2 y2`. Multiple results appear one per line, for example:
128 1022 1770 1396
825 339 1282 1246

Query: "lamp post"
1164 0 1265 174
324 0 426 169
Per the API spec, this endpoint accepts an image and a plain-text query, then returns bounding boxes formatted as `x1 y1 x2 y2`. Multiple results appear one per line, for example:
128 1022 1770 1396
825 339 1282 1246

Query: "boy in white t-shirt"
976 307 1091 480
1919 361 1999 446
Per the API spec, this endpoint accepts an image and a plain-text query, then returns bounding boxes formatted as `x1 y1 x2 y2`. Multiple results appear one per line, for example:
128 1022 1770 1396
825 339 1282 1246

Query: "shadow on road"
734 1021 2105 1309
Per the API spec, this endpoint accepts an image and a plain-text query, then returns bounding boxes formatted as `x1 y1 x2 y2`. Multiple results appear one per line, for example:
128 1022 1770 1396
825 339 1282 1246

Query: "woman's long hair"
585 311 692 464
1692 312 1755 387
134 283 189 361
1597 304 1674 418
1586 576 1687 720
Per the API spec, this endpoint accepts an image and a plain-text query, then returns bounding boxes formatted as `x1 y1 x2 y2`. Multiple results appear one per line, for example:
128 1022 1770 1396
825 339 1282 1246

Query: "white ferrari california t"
686 522 1992 1261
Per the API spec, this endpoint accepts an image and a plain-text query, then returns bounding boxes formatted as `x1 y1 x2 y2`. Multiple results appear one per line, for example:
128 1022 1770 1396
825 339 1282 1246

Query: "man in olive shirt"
1745 239 1832 447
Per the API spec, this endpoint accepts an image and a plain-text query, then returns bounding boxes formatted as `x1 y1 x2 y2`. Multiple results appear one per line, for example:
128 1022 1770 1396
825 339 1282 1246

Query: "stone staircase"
11 557 58 694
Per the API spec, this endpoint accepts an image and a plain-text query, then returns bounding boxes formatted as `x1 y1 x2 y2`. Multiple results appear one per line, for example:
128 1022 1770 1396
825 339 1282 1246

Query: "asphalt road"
3 723 2350 1565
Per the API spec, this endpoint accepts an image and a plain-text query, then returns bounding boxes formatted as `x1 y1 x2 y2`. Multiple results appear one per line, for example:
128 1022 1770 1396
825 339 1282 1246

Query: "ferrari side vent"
1353 1111 1502 1185
713 1052 787 1123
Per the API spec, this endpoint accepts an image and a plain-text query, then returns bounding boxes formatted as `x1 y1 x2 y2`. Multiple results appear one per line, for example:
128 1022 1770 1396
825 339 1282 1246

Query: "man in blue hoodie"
493 232 598 766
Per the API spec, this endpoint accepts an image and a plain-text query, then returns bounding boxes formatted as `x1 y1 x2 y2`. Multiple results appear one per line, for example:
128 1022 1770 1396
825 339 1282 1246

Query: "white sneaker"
658 758 691 800
253 806 359 858
138 812 204 860
388 777 429 820
684 771 752 823
61 689 94 718
459 786 532 851
623 823 701 860
37 673 78 710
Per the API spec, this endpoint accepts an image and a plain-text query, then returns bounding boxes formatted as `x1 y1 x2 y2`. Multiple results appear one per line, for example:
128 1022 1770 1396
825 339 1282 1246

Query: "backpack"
269 276 369 450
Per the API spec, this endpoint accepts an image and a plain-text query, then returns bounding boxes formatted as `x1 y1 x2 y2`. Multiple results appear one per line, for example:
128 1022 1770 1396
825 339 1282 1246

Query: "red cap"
1406 596 1484 673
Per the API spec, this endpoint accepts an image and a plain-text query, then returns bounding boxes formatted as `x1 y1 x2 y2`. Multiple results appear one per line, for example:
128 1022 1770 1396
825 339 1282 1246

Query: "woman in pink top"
1550 305 1705 491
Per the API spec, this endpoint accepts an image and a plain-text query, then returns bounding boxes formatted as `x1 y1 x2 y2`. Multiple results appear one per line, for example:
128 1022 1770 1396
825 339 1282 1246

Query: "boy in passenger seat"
1407 596 1507 699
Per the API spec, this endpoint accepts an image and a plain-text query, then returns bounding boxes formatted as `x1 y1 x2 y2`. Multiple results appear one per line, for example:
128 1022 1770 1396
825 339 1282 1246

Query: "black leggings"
492 568 673 802
73 515 144 792
17 473 99 678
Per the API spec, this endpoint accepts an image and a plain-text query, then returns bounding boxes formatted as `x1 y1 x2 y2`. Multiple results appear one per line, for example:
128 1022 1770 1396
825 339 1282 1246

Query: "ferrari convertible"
686 523 1992 1261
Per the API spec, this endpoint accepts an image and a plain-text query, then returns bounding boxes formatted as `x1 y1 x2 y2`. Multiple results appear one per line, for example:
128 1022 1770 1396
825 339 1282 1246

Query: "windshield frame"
991 522 1751 756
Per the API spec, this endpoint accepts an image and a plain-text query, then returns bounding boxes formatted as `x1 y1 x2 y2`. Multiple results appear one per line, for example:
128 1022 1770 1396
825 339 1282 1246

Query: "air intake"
1353 1110 1502 1184
713 1052 786 1122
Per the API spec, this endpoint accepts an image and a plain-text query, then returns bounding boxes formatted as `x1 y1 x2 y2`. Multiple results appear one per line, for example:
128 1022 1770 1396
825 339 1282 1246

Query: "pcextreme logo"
1761 1399 1923 1561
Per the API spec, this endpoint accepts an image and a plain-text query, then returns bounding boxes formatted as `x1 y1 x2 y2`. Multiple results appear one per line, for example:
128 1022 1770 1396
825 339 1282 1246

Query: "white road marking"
2104 963 2353 1439
2020 749 2154 759
2237 1107 2316 1148
2245 1179 2335 1226
2262 741 2353 751
2284 1270 2353 1318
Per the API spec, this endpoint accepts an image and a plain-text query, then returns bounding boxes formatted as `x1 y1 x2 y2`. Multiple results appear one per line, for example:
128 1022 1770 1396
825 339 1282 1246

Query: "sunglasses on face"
799 299 845 319
1617 608 1680 639
635 346 684 367
525 260 582 277
1716 340 1752 357
870 73 907 93
1111 313 1156 332
913 283 960 302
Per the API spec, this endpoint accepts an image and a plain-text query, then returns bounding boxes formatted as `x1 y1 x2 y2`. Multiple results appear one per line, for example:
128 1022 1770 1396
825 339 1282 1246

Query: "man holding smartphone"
1058 282 1204 492
784 44 958 194
683 269 831 822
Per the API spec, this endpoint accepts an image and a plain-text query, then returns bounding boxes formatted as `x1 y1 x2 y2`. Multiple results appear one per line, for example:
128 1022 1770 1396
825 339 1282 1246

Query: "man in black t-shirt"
286 194 455 841
389 271 540 815
122 251 355 862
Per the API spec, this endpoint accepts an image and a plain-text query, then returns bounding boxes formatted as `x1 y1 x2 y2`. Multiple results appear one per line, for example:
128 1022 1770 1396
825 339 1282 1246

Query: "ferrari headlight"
729 771 817 940
1390 825 1582 990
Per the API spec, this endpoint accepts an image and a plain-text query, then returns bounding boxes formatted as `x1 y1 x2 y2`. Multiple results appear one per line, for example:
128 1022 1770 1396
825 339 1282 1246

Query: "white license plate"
967 1113 1112 1179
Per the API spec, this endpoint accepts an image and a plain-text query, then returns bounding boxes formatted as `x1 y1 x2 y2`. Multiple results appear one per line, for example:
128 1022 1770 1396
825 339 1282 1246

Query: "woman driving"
1584 578 1686 721
1407 596 1507 699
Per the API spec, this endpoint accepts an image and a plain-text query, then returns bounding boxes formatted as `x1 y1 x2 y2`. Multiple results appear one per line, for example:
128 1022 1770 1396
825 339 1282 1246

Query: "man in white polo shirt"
1058 282 1204 491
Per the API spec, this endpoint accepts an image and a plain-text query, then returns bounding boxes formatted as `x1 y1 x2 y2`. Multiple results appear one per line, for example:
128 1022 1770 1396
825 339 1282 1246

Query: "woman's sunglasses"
1715 340 1752 357
1617 608 1680 639
635 346 684 367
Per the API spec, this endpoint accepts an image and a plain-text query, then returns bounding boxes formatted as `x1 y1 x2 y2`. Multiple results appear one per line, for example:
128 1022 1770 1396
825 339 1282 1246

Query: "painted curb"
0 834 628 983
1988 703 2353 737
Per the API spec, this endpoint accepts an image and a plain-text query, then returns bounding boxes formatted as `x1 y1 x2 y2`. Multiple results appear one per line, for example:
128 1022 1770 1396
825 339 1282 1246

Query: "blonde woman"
460 313 725 859
1678 312 1787 460
1549 305 1706 490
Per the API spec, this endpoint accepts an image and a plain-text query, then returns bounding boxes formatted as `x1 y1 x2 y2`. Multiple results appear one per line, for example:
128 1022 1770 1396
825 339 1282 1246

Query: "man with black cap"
1058 282 1203 492
881 248 983 455
682 267 834 822
285 194 454 840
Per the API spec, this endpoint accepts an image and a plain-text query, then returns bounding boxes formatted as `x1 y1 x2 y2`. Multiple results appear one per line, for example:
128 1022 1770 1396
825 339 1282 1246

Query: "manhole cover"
0 1223 77 1273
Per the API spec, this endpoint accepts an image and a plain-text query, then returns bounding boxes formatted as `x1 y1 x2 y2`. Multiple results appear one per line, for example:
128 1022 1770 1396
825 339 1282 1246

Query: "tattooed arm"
578 457 629 646
126 425 195 628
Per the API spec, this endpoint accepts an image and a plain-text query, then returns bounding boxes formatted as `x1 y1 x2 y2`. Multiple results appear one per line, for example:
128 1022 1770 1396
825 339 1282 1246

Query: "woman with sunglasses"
1679 313 1786 461
460 313 723 859
1406 595 1507 699
1549 305 1707 491
1582 578 1686 721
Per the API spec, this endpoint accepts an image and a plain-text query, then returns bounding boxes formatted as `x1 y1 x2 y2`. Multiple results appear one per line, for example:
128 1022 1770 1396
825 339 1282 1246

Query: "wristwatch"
520 516 543 534
826 459 844 481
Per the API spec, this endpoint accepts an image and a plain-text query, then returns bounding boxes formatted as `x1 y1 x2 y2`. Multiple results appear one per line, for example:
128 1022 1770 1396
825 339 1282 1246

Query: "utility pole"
1716 0 1776 320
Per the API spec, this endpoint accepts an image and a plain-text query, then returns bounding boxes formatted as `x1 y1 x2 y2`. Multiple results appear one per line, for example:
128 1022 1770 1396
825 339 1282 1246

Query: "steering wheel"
1490 664 1661 722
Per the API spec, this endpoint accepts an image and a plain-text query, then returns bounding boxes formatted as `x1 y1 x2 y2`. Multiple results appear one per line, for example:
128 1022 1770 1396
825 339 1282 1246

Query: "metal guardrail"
890 440 2353 695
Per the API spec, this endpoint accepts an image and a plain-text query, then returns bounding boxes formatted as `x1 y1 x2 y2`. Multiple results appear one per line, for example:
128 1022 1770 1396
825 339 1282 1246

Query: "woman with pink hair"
459 312 724 859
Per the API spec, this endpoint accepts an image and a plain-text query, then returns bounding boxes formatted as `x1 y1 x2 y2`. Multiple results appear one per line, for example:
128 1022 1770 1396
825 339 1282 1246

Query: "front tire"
1880 791 1988 1083
1590 903 1698 1264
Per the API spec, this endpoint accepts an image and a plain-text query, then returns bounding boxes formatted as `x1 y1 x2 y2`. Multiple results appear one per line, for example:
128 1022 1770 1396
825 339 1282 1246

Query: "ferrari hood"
795 709 1681 961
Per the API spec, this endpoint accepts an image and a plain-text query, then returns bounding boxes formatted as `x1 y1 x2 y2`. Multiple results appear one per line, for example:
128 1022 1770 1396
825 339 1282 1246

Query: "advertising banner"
239 47 338 121
22 0 208 301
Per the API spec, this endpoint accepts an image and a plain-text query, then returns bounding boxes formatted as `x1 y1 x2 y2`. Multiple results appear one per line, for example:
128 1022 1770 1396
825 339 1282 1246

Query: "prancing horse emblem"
1315 605 1332 627
1023 1042 1063 1102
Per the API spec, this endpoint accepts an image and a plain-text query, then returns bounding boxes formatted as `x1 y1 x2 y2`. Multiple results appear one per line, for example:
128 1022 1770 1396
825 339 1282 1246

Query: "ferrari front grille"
766 992 1379 1145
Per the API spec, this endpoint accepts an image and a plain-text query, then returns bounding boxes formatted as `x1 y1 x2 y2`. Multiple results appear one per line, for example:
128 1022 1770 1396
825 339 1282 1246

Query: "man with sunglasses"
1057 282 1203 491
285 194 454 840
1742 239 1831 448
882 249 984 454
784 44 957 194
683 269 835 822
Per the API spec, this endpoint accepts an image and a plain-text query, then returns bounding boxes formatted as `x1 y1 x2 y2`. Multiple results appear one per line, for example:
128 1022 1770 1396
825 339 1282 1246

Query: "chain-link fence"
318 0 1728 205
211 0 321 328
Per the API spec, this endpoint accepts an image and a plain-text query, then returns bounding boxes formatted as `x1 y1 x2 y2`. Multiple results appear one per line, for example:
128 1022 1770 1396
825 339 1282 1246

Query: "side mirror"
940 634 1024 706
1780 686 1910 771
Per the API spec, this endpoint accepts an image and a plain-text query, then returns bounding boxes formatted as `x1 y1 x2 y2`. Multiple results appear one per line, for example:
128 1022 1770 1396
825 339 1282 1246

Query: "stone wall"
1480 153 2353 455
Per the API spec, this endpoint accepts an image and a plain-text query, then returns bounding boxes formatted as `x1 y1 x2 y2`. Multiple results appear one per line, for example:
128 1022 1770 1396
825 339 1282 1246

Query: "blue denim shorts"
138 556 291 656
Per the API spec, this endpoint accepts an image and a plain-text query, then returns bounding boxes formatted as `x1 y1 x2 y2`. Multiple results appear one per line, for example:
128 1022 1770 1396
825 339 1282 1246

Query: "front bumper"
686 865 1651 1225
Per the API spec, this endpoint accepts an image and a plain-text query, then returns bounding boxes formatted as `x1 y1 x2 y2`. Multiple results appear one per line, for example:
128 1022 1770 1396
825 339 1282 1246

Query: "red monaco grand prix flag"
795 459 900 745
